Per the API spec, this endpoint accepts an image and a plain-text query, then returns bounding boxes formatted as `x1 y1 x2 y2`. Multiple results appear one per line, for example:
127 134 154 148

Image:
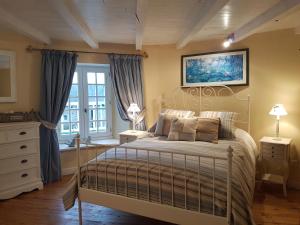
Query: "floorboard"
0 176 299 225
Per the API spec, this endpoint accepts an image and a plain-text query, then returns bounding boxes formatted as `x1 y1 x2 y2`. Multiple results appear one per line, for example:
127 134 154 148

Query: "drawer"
7 127 36 142
0 140 38 159
0 154 38 174
262 144 285 160
261 143 285 151
0 167 40 191
0 126 37 144
120 135 137 144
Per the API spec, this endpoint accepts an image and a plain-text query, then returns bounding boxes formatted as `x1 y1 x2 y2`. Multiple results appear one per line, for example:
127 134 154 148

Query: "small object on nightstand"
119 130 149 145
260 136 292 197
127 103 141 130
269 104 288 140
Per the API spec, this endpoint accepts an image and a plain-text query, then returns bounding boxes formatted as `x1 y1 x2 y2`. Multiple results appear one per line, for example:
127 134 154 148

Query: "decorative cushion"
195 117 220 143
199 111 237 139
162 108 195 118
167 117 198 141
154 114 177 136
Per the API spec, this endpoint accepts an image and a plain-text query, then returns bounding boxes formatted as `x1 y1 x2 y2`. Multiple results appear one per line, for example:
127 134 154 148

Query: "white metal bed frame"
75 85 251 225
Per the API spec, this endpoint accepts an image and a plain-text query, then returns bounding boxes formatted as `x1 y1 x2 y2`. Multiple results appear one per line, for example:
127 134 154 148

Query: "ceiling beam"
135 0 148 50
0 6 51 44
176 0 229 49
233 0 300 42
52 0 98 49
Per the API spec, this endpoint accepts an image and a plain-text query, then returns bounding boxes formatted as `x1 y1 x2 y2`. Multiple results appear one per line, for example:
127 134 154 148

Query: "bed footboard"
75 134 233 225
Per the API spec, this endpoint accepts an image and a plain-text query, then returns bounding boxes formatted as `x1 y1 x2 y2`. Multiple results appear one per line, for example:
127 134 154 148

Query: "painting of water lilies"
181 49 249 87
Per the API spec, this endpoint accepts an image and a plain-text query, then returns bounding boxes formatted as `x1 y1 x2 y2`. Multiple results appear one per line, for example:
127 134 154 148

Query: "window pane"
89 109 97 121
69 98 79 109
88 85 96 96
97 109 106 120
97 121 106 132
87 72 96 84
70 85 78 97
73 72 78 84
61 111 70 122
88 97 97 108
97 73 105 84
98 97 106 108
97 85 105 96
71 123 79 134
60 123 70 135
89 121 97 133
70 110 79 122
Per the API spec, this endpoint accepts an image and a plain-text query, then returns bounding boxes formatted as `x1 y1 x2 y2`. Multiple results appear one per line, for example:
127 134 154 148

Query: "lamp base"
272 137 282 141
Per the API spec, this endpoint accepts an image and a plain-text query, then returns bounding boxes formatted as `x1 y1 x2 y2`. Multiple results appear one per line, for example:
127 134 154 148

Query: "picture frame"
181 48 249 87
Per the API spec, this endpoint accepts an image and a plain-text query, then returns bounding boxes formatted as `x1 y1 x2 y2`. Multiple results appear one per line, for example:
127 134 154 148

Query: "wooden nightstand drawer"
262 142 285 151
262 145 284 160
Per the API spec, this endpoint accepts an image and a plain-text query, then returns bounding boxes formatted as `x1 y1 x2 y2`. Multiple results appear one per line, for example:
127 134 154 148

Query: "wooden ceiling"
0 0 299 49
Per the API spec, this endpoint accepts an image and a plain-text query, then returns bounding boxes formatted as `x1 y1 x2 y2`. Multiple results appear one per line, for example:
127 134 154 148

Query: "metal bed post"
76 133 83 225
227 146 233 224
247 95 251 133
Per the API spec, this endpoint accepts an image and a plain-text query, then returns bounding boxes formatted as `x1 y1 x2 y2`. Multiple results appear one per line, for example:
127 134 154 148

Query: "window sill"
59 138 120 152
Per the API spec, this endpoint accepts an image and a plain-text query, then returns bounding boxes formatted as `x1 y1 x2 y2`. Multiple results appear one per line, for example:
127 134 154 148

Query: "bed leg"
78 198 83 225
76 133 83 225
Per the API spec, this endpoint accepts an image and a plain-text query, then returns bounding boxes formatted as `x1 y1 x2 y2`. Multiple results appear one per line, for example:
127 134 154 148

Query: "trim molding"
62 167 76 176
288 179 300 190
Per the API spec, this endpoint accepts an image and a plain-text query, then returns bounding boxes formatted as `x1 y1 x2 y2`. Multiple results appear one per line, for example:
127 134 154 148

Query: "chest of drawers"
0 122 43 199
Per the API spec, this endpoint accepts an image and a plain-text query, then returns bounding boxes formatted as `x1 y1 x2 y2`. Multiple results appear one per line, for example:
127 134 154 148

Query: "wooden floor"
0 176 299 225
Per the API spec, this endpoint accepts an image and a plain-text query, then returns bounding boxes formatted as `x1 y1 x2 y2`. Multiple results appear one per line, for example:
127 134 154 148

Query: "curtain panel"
40 50 78 184
108 54 146 130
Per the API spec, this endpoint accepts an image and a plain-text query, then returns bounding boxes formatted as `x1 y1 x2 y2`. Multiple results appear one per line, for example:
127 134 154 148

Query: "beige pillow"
154 114 177 136
196 117 220 143
167 118 198 141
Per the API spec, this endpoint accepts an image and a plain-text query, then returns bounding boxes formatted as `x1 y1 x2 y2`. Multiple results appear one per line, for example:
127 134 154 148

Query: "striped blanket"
63 135 256 225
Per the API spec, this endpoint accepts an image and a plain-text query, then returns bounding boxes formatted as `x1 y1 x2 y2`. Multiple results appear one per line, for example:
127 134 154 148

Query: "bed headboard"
159 85 251 132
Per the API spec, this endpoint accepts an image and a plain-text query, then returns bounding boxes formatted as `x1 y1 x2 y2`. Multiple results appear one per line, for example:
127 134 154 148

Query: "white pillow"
162 108 195 118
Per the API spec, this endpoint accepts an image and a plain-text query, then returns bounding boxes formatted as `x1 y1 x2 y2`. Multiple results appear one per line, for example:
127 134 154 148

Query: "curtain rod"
26 45 148 58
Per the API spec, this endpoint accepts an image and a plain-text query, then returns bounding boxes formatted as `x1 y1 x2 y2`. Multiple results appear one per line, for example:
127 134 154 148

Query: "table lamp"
269 104 287 140
127 103 141 131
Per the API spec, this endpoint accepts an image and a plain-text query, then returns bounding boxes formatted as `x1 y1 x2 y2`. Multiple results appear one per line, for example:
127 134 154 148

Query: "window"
57 64 112 142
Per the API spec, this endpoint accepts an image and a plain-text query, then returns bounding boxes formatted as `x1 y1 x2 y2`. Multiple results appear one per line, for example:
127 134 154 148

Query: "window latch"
84 108 87 113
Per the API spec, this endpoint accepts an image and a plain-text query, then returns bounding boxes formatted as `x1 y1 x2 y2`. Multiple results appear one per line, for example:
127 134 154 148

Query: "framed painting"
181 48 249 87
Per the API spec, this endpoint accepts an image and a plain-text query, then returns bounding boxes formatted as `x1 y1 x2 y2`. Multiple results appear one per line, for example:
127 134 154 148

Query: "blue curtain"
40 50 78 184
108 54 146 130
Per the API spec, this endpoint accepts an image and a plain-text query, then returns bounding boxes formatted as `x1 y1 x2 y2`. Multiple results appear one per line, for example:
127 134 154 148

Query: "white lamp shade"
269 104 288 116
127 103 141 113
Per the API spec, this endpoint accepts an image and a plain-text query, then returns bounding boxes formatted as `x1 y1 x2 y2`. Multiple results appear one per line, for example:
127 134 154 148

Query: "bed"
63 86 257 225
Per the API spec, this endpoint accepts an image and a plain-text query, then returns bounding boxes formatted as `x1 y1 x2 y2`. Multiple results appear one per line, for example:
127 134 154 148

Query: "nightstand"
119 130 149 145
260 136 292 196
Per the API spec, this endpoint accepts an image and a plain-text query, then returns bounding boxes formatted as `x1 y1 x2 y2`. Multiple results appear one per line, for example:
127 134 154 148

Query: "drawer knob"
21 159 28 164
271 146 274 149
20 145 27 149
21 173 28 178
19 131 27 135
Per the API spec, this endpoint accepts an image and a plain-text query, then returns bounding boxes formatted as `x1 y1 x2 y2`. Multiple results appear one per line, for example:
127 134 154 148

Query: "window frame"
57 64 112 143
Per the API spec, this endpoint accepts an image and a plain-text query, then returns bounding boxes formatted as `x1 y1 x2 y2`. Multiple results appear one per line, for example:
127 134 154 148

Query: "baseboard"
288 180 300 190
62 167 76 176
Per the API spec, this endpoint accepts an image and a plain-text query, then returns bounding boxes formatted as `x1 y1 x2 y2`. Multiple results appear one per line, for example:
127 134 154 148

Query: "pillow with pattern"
199 111 237 139
195 117 220 143
167 117 198 141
